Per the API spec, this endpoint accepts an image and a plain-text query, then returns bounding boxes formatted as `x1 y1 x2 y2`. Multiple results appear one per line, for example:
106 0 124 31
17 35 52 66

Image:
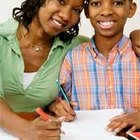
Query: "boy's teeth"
100 21 114 26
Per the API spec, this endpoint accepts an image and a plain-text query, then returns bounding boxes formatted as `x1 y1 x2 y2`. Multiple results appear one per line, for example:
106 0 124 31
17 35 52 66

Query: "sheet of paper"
61 109 128 140
0 109 128 140
0 128 19 140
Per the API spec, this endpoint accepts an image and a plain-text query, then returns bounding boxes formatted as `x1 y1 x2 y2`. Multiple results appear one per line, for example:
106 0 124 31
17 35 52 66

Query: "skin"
19 0 84 72
106 112 140 134
48 97 77 121
86 0 136 58
130 29 140 56
0 0 84 139
49 0 140 135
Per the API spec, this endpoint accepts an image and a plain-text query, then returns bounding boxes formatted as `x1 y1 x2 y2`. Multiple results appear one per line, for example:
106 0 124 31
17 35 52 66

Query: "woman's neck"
22 22 53 46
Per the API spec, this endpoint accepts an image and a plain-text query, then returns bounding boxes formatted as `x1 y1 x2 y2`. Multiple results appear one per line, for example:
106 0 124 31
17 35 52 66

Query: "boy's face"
86 0 136 37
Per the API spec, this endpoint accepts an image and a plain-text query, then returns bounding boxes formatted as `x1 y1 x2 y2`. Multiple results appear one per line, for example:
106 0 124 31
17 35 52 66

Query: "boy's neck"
94 33 123 58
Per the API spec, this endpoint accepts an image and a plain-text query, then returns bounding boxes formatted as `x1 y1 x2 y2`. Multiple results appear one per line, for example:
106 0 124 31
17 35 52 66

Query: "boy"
56 0 140 134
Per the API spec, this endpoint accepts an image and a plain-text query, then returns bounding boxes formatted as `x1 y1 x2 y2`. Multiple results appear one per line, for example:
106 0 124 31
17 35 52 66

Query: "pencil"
35 107 50 121
56 79 70 104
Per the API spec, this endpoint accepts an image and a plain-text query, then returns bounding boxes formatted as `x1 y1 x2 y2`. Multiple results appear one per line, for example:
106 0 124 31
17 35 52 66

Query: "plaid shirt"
59 35 140 112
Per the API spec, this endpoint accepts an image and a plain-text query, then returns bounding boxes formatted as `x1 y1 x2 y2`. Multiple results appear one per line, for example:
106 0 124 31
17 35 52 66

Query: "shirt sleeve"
59 49 72 99
0 68 4 98
0 36 4 98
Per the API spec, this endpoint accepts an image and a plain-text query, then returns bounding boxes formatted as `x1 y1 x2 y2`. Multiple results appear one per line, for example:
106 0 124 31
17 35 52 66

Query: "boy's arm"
130 29 140 57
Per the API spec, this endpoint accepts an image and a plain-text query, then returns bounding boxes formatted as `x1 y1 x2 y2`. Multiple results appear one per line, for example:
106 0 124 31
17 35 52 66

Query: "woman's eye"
90 2 101 6
74 9 82 14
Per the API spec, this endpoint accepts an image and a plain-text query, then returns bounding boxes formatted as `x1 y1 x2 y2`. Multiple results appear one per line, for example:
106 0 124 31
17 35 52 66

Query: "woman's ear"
84 5 89 18
128 2 137 18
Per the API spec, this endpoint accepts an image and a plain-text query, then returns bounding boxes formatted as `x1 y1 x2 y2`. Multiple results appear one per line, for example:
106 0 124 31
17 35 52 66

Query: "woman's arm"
0 98 30 139
0 98 62 140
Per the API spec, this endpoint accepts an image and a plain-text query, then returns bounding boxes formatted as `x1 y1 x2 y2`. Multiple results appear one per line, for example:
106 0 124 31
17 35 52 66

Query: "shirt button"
29 86 32 89
110 105 115 108
36 76 39 79
107 66 111 70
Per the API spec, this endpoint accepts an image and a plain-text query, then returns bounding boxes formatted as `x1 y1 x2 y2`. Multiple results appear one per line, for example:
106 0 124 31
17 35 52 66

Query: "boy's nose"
100 5 113 16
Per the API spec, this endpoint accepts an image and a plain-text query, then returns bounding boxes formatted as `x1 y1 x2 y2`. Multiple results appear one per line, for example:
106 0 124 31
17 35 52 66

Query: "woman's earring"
84 0 88 5
66 27 77 35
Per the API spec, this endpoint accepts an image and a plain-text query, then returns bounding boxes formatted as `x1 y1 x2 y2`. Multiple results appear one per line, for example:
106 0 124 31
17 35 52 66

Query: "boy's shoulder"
70 35 90 48
72 36 92 50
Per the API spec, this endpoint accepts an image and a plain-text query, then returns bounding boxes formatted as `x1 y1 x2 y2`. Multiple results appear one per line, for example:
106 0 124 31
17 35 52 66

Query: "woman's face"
36 0 84 36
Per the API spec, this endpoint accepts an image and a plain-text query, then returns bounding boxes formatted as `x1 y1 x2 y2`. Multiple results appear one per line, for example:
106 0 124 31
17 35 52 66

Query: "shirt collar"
90 35 130 56
52 37 65 50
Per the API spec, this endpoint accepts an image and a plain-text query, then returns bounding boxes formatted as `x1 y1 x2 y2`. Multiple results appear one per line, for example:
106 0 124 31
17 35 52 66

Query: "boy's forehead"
87 0 133 1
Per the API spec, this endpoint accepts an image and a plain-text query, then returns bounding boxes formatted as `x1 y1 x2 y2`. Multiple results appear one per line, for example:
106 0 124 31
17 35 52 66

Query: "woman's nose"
59 7 71 21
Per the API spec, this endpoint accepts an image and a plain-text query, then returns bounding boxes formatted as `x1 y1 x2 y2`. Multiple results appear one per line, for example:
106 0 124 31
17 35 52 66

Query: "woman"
0 0 87 139
0 0 139 139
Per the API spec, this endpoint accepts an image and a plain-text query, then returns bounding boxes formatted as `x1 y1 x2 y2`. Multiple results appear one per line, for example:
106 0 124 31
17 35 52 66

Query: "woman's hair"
13 0 80 43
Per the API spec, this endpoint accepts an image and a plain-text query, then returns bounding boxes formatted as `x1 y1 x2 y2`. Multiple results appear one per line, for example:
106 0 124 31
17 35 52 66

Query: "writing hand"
19 115 62 140
48 98 76 122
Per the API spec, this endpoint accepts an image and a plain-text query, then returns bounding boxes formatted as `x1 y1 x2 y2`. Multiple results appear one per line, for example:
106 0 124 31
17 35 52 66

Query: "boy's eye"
58 0 65 5
114 1 124 6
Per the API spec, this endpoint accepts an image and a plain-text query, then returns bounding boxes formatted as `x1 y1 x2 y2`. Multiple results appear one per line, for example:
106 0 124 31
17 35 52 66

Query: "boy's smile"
98 20 115 29
87 0 136 38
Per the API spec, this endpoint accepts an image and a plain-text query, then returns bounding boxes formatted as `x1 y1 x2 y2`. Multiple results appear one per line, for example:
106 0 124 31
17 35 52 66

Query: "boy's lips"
98 21 115 29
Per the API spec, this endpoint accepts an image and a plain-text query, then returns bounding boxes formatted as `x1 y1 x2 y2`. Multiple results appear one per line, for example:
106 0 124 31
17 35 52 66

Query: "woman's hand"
106 112 140 134
20 115 62 140
48 98 77 122
130 29 140 56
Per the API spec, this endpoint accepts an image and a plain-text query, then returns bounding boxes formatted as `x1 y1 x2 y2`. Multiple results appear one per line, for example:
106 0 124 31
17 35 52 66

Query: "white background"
0 0 139 38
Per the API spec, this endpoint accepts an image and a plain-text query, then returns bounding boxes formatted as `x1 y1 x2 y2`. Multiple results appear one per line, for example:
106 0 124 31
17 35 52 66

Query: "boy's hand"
130 29 140 56
48 98 77 122
106 112 140 134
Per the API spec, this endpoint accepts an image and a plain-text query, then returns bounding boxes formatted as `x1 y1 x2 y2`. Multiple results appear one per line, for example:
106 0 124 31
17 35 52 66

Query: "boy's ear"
84 6 89 18
128 2 137 18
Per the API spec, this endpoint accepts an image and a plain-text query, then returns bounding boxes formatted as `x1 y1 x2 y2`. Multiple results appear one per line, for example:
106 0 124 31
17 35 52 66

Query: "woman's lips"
52 18 67 30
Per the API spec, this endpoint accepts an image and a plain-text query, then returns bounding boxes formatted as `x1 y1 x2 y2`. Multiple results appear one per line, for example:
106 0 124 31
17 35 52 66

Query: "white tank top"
23 72 37 89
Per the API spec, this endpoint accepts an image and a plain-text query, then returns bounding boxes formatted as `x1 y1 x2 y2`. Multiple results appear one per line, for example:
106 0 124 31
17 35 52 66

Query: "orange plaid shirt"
60 35 140 112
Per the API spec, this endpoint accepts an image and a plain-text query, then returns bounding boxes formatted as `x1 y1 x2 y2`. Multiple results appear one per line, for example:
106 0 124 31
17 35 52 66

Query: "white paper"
61 109 128 140
0 109 128 140
0 128 19 140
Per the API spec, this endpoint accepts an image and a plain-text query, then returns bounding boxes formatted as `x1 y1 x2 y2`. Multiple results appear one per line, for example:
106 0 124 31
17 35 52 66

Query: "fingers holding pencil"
31 107 66 139
26 107 64 140
48 99 76 122
36 107 66 122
